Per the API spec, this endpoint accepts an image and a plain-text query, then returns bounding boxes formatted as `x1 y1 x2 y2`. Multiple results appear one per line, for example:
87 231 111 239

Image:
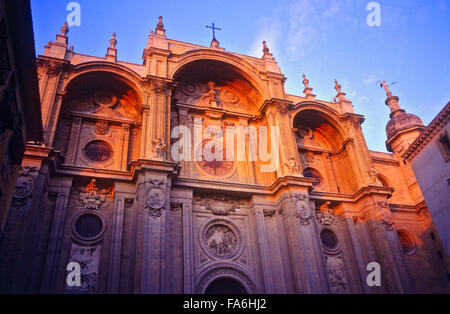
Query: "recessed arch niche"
54 71 142 169
293 108 358 193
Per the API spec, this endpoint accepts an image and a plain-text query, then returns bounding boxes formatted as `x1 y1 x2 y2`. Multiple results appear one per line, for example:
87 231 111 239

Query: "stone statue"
302 74 310 88
284 155 303 177
369 167 382 186
380 81 392 97
151 138 167 160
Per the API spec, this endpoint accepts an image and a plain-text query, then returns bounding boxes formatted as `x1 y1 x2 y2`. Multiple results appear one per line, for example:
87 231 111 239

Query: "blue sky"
30 0 449 153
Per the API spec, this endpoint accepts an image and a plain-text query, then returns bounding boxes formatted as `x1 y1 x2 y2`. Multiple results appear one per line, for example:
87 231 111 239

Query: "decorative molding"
202 194 238 216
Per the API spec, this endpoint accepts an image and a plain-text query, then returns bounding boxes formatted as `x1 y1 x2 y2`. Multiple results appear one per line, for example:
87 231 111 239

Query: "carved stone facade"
0 16 448 295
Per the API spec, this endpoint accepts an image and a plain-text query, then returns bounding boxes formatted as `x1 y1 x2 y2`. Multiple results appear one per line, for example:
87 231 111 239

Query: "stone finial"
262 41 274 59
380 81 393 98
106 33 118 61
69 45 74 51
156 16 165 32
210 38 220 48
334 79 342 93
333 79 351 106
263 41 270 54
302 74 310 88
109 33 117 49
381 81 403 117
302 74 316 99
61 21 69 36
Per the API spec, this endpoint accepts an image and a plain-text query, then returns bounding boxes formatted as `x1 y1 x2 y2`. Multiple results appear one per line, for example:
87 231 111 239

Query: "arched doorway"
204 277 247 294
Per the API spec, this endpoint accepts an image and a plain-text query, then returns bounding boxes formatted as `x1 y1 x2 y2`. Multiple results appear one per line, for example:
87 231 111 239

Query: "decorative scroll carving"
45 61 63 77
152 80 171 95
317 201 336 226
95 120 109 135
79 179 114 210
203 195 238 216
263 208 276 218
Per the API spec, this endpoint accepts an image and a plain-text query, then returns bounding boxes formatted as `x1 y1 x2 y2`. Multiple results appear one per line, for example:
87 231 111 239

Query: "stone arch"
170 49 268 101
291 102 346 140
376 172 391 187
196 263 256 294
397 229 417 255
63 61 145 101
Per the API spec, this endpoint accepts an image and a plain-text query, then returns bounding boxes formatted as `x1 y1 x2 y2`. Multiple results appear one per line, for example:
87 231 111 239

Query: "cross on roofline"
206 22 221 40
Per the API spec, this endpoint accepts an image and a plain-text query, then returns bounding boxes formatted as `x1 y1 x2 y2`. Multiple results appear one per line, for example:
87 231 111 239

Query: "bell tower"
382 81 425 155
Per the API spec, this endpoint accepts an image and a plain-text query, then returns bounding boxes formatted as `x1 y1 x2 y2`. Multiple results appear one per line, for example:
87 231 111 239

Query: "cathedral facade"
0 17 449 294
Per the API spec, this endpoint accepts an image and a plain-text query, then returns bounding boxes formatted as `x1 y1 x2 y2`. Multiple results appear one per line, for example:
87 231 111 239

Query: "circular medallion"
199 219 244 260
94 91 117 108
147 188 165 209
13 175 34 199
205 224 237 258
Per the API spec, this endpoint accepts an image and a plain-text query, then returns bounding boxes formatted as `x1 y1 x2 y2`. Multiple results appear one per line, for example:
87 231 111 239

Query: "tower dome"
386 111 424 140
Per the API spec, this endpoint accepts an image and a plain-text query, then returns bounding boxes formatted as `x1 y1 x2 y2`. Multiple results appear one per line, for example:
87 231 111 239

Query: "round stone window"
84 140 113 162
195 141 235 178
74 213 104 241
320 229 338 250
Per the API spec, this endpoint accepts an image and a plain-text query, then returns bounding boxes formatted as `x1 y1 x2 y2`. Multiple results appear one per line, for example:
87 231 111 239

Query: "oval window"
320 229 338 250
84 140 113 162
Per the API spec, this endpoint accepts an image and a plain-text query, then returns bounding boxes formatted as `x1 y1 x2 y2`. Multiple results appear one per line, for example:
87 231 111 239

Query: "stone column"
254 207 274 293
281 190 328 293
120 123 131 170
40 185 72 293
66 116 82 164
265 100 299 178
106 195 127 293
343 217 370 293
140 172 170 293
362 198 414 293
182 202 194 293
